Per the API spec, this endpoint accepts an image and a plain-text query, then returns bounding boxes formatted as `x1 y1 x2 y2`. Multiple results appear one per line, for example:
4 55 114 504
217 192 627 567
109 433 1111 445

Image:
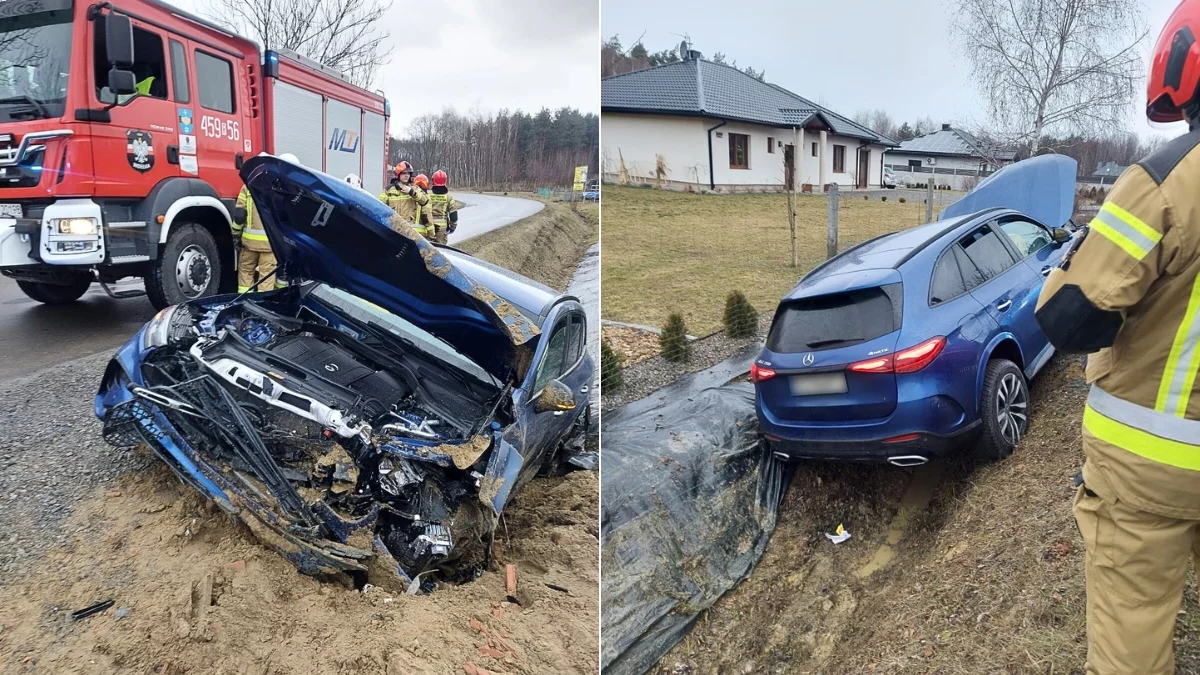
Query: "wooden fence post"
827 183 839 259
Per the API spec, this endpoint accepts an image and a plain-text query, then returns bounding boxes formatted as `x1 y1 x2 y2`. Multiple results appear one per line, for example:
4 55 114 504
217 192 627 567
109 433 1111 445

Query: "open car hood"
240 156 540 382
940 154 1078 228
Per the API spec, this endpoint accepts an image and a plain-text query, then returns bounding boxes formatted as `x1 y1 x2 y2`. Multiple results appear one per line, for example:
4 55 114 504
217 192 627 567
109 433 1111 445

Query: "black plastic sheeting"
600 345 788 675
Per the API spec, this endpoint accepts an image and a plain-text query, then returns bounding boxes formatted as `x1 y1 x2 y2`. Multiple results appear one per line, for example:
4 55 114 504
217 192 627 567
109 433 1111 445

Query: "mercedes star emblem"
802 353 815 366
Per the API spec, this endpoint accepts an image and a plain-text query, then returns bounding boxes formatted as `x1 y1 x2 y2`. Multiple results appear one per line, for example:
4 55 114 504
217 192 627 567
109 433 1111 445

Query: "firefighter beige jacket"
1036 129 1200 518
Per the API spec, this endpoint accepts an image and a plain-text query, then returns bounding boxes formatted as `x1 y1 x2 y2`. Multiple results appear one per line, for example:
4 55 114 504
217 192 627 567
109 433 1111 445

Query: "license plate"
0 203 20 218
790 373 848 396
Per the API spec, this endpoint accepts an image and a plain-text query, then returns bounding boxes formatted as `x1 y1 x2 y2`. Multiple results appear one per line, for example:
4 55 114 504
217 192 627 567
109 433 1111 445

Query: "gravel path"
0 352 152 583
601 313 772 411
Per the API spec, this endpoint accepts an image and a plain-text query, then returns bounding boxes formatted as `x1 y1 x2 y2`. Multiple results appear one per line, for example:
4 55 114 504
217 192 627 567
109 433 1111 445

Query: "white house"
601 55 895 192
885 124 1016 190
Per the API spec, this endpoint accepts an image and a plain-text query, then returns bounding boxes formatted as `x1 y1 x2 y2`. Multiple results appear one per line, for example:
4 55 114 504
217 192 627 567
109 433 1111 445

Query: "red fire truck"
0 0 389 308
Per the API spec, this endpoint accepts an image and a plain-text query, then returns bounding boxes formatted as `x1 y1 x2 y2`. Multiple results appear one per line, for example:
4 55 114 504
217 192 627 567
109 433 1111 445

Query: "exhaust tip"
887 455 929 467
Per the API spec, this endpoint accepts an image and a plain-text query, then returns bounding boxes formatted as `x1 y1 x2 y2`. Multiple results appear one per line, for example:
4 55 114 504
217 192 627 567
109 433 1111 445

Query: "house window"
729 133 749 170
909 159 922 169
811 142 818 157
767 136 775 154
833 144 846 173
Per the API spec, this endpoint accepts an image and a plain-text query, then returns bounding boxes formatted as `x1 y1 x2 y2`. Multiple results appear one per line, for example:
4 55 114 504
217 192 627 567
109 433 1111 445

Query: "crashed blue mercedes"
95 156 593 586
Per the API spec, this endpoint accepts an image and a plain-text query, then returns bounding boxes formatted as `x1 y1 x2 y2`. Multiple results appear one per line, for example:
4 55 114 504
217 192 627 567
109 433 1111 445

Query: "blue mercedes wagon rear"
755 155 1078 465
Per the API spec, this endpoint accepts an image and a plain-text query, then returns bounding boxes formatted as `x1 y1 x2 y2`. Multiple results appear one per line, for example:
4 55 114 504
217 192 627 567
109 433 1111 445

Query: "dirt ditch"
0 201 600 674
654 355 1200 674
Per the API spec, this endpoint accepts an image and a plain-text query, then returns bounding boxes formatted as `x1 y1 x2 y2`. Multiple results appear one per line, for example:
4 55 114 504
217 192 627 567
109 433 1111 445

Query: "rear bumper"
765 421 980 464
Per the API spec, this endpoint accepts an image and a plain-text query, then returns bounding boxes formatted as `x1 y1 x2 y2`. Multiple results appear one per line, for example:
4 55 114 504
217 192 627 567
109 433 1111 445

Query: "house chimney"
941 123 951 131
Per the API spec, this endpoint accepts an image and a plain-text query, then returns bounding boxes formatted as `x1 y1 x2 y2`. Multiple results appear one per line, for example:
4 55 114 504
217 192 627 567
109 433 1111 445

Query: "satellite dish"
679 40 688 59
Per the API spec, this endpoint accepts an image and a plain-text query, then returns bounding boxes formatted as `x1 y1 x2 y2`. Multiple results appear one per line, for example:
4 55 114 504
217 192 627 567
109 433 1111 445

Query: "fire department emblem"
126 130 154 173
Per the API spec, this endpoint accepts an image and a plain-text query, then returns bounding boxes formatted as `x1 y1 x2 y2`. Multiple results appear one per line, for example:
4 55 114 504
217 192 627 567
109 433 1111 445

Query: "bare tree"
203 0 392 88
952 0 1146 153
853 108 897 140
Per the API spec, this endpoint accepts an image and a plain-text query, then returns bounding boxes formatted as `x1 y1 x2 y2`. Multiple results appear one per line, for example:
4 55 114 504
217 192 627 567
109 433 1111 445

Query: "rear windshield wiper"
807 337 864 348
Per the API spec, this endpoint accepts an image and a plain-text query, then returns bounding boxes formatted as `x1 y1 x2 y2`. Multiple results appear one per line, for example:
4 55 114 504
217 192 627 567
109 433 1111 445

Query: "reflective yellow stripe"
1090 202 1162 261
1084 404 1200 471
1156 272 1200 416
240 231 269 242
237 285 251 293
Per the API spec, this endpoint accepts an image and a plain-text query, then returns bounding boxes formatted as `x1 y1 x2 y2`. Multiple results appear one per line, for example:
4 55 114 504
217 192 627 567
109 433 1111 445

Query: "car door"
516 305 589 479
995 216 1066 375
959 222 1041 364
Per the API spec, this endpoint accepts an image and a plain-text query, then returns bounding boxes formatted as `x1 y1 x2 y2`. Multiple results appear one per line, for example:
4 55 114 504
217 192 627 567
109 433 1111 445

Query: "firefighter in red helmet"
1034 1 1200 672
378 160 429 233
427 170 459 244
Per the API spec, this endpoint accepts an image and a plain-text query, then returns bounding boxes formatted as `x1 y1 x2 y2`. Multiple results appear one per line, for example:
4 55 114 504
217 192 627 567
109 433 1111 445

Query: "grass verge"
602 185 944 334
456 200 598 292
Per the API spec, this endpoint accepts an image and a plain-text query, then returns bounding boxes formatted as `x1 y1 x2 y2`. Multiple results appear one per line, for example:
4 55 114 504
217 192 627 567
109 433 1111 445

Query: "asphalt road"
448 192 544 243
0 192 546 381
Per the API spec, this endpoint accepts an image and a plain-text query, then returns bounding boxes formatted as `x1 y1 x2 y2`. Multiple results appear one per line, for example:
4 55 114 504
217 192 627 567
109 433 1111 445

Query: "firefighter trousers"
237 246 277 292
1075 479 1200 674
433 224 448 244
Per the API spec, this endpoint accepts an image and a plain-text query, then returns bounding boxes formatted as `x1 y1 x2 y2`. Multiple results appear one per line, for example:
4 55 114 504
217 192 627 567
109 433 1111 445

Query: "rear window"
768 285 900 353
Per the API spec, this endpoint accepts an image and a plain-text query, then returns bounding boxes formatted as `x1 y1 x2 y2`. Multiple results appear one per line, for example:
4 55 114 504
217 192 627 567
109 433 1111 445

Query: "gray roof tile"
891 127 1016 161
602 59 894 145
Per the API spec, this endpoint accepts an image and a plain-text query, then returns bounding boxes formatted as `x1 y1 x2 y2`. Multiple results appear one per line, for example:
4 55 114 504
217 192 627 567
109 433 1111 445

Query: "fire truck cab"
0 0 389 308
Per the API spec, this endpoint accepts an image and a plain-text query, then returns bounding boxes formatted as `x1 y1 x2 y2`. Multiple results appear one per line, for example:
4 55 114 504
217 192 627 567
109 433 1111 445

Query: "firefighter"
232 152 299 292
413 173 433 238
378 161 430 234
1034 2 1200 672
427 170 459 244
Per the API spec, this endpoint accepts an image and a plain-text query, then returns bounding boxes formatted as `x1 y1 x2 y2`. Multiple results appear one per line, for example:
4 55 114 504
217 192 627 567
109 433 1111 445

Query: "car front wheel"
975 359 1029 461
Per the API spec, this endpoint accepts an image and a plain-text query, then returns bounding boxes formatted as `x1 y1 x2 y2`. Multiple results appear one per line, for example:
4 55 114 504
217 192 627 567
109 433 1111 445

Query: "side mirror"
107 68 137 97
533 379 576 414
1052 227 1071 243
232 207 247 225
105 14 135 67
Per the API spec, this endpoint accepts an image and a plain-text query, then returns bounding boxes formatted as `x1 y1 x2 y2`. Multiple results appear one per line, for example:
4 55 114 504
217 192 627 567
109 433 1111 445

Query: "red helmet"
414 174 430 190
393 161 413 179
1148 0 1200 123
432 170 448 187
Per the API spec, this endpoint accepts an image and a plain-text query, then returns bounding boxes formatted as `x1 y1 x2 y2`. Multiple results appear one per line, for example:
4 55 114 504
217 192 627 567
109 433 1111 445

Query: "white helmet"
278 153 299 164
344 174 362 188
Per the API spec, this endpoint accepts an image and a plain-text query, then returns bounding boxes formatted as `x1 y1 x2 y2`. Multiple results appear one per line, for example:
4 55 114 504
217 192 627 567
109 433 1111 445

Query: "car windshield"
309 283 501 387
0 2 73 122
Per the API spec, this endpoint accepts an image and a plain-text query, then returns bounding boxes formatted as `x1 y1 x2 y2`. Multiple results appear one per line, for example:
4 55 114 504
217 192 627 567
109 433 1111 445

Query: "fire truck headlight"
54 218 99 235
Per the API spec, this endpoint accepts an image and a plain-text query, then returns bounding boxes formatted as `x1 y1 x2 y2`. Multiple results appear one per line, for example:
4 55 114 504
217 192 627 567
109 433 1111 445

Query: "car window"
930 247 968 304
533 320 570 392
951 244 986 291
998 218 1053 258
768 286 898 353
959 225 1016 281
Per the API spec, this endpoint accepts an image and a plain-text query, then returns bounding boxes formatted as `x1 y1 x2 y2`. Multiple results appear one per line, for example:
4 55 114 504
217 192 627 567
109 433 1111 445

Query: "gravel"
601 312 773 411
0 351 153 585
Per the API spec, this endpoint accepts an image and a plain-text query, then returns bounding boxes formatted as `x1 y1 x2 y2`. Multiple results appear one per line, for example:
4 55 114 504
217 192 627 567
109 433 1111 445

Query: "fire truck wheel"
16 276 92 305
146 223 222 310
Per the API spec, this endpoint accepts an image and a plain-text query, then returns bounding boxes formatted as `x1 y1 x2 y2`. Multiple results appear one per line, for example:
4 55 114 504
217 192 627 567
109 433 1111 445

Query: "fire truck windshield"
0 6 72 122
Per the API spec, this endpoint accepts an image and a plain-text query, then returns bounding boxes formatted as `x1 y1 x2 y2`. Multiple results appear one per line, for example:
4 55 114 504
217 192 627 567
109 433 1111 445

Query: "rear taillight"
848 356 892 373
847 336 946 374
894 336 946 373
751 362 776 382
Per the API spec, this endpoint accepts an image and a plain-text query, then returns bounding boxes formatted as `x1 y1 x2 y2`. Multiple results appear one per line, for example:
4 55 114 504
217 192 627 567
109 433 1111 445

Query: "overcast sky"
166 0 599 133
603 0 1189 141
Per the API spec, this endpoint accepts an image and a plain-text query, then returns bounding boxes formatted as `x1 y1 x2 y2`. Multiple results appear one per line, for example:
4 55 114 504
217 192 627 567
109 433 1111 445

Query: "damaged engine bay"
101 288 517 588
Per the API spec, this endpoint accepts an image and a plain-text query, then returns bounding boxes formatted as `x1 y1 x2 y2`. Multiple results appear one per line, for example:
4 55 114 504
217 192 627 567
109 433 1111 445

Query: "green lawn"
601 186 945 334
